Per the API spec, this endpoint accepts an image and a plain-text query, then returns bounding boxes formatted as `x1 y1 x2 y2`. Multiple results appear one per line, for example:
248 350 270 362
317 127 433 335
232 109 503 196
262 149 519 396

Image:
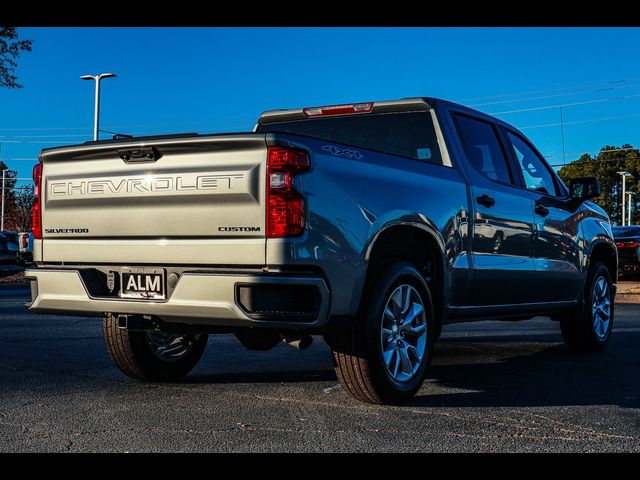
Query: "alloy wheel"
592 276 612 340
380 284 428 383
145 332 202 362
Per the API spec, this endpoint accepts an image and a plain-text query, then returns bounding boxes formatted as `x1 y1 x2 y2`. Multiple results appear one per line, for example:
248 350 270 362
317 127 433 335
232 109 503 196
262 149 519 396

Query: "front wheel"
103 314 208 382
329 261 435 405
560 261 614 352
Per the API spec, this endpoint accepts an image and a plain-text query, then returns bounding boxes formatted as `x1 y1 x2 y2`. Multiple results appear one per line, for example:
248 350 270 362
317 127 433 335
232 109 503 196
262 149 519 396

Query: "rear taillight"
266 147 309 238
31 162 43 239
617 240 639 248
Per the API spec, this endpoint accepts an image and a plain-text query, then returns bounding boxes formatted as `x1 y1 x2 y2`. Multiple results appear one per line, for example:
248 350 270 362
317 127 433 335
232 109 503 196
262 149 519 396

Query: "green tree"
558 144 640 225
0 27 33 89
9 185 34 232
0 161 17 232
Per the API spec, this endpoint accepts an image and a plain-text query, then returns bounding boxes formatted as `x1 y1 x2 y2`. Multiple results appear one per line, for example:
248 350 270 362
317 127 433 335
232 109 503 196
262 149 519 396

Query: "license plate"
119 268 166 300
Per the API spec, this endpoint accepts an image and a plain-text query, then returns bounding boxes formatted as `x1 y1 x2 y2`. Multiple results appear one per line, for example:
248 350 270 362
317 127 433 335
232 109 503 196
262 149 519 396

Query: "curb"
615 295 640 304
0 282 29 291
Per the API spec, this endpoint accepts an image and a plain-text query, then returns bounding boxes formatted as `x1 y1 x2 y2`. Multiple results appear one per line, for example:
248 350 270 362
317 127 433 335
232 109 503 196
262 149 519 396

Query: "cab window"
257 112 444 165
506 131 559 196
453 114 512 184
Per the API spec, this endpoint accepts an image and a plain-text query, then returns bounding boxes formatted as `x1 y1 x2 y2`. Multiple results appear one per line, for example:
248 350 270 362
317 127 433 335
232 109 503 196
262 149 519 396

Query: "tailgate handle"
118 147 162 163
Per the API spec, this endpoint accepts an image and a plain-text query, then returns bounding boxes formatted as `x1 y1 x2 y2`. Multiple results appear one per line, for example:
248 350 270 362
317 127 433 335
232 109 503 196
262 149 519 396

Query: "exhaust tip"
281 334 313 350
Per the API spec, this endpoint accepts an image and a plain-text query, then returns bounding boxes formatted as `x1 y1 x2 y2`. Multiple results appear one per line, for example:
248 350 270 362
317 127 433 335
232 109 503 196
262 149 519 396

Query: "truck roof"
40 97 513 157
257 96 512 130
258 97 434 124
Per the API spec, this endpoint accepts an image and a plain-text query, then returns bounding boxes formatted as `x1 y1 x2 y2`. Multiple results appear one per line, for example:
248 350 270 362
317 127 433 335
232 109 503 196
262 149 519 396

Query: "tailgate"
39 134 267 266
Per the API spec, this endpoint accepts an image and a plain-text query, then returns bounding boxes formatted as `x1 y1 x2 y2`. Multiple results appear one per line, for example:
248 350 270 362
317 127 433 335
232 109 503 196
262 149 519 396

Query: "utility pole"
560 106 567 166
618 171 632 226
628 191 636 226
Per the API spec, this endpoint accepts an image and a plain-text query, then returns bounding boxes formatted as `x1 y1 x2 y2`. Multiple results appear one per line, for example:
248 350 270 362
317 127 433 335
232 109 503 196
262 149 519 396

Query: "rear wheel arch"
362 223 446 335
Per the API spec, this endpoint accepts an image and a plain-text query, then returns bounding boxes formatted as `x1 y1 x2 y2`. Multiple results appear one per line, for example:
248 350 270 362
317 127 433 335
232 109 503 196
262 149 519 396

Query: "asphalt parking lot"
0 287 639 453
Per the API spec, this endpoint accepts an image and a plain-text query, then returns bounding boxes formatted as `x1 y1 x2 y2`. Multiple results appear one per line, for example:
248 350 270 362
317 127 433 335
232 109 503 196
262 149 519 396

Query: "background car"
613 225 640 278
17 231 34 265
0 232 24 277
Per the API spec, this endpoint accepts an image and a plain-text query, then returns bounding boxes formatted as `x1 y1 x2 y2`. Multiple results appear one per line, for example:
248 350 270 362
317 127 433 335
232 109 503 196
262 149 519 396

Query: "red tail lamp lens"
266 148 309 238
31 162 43 239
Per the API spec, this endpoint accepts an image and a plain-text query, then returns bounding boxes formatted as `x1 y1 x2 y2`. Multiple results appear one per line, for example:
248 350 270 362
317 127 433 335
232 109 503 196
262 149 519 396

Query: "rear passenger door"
452 113 537 306
501 129 583 303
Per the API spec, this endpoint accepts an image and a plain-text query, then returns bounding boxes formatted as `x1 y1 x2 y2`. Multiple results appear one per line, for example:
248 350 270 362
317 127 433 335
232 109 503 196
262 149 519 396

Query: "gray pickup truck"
26 97 617 405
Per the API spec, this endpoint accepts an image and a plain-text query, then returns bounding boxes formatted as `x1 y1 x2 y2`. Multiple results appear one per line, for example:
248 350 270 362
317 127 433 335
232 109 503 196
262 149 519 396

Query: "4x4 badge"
322 145 364 159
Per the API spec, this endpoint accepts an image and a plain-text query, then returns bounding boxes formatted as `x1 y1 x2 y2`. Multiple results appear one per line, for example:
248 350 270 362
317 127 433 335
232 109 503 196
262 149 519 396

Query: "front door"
502 129 582 303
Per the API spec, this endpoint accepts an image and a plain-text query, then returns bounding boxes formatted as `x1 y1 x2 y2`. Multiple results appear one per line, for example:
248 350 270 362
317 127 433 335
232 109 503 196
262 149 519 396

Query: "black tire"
329 261 435 405
102 314 208 382
560 261 614 352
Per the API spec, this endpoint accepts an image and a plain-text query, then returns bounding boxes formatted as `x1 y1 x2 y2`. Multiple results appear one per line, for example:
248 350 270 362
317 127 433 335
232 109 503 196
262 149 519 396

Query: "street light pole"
80 73 117 141
617 171 632 226
627 191 636 226
1 169 6 232
92 77 100 141
623 175 626 226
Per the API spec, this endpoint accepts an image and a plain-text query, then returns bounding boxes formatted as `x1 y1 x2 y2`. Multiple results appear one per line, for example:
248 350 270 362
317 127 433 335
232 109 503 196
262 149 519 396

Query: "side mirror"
570 177 601 202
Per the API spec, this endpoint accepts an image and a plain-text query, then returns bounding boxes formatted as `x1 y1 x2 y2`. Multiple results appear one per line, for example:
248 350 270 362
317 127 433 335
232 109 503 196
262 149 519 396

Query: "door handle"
477 194 496 207
535 204 550 217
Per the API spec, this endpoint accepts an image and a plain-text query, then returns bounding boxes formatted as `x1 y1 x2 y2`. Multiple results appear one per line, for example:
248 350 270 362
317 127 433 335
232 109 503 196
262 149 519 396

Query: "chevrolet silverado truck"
25 97 617 405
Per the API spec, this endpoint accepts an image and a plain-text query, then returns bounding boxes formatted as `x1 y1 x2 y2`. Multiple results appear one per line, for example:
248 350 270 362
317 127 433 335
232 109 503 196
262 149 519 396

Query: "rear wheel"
329 261 435 405
102 314 208 381
560 262 614 352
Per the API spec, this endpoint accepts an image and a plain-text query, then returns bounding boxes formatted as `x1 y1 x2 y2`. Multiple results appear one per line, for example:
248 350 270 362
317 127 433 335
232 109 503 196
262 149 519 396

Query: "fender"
356 212 451 315
578 201 617 275
364 213 446 263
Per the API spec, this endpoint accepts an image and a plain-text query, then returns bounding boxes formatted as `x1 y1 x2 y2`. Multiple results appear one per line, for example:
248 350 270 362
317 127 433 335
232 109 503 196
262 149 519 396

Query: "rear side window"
256 112 443 165
453 114 512 185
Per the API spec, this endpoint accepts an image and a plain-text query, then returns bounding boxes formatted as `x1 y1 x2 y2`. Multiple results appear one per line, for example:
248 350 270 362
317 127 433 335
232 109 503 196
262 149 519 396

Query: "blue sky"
2 27 640 188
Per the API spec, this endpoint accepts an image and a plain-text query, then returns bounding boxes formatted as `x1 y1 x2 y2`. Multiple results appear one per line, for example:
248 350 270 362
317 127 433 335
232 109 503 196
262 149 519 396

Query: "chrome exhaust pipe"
280 333 313 350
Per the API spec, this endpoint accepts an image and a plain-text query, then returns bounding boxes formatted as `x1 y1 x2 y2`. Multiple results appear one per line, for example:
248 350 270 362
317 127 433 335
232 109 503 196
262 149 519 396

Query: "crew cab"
25 98 617 404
